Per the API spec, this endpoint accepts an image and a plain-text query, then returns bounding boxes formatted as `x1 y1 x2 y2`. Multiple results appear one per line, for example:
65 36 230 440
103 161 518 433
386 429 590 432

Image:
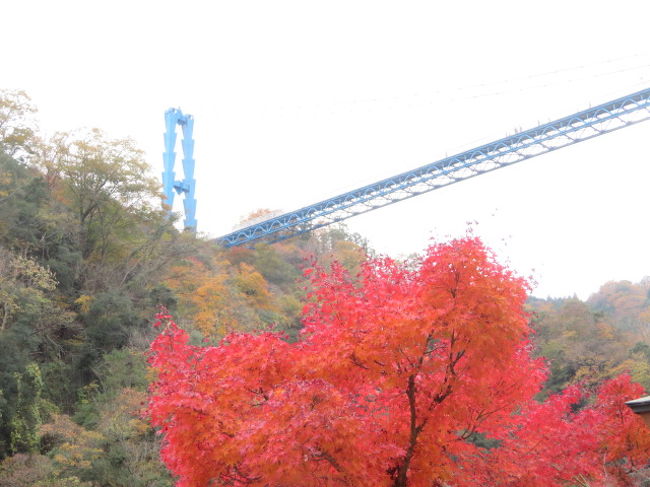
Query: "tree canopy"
1 88 649 486
148 238 650 487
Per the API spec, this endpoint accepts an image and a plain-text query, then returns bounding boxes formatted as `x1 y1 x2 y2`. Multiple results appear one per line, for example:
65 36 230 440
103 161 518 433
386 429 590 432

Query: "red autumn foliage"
147 237 650 486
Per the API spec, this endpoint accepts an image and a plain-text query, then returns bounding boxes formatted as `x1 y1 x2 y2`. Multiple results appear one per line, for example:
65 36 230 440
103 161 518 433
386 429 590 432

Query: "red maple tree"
147 237 650 486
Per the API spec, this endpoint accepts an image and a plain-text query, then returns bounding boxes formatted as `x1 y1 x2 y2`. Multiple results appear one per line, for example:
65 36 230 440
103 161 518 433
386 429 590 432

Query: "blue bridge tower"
162 108 197 232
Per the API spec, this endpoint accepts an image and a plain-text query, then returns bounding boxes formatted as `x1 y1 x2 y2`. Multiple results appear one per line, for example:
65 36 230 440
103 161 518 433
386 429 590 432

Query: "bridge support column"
162 108 197 233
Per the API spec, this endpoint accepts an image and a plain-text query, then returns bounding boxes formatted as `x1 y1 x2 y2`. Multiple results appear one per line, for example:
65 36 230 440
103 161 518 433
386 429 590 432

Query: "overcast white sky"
4 0 650 299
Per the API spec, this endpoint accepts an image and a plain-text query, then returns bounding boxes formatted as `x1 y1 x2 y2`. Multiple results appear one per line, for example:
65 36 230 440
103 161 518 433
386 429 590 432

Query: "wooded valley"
0 90 649 486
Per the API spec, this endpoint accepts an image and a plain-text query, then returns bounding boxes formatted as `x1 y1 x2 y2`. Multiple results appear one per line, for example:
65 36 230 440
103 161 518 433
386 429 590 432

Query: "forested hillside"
529 280 650 395
0 90 648 485
0 90 369 486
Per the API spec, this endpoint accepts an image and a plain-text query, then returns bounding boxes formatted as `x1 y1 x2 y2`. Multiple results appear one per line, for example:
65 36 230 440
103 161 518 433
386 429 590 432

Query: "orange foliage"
149 238 650 486
164 256 277 337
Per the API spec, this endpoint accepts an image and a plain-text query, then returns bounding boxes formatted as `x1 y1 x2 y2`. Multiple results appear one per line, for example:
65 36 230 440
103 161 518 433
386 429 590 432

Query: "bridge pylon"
162 108 197 232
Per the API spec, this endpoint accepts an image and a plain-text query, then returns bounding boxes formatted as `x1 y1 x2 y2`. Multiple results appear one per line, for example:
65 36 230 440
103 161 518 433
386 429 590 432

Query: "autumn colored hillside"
0 90 649 485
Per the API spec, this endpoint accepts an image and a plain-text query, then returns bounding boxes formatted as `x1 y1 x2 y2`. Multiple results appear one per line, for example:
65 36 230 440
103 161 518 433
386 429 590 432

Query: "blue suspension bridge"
162 87 650 247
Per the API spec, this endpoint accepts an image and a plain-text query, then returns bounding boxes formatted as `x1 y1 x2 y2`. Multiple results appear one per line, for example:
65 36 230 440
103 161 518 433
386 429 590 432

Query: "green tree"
0 248 56 331
10 363 55 454
0 90 38 159
40 129 161 262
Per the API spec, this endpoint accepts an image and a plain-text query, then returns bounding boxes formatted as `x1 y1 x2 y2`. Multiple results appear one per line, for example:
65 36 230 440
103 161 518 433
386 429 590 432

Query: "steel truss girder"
217 87 650 247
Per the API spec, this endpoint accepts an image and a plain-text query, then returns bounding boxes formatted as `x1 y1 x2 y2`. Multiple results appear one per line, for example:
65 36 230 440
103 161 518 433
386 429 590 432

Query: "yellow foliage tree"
165 256 277 338
39 415 104 477
233 262 274 310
